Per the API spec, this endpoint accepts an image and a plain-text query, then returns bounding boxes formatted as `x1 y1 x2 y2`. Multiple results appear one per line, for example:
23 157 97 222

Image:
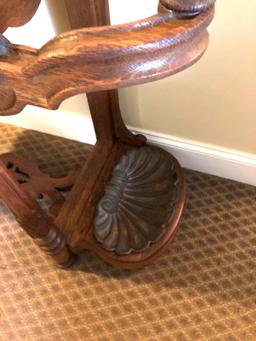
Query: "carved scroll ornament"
0 0 215 116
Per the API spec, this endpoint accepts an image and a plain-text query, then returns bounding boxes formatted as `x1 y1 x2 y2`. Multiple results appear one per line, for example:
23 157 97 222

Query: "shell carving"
94 147 180 255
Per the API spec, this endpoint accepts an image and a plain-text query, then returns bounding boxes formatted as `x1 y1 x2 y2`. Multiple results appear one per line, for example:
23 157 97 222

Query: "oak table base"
0 140 185 269
0 0 215 268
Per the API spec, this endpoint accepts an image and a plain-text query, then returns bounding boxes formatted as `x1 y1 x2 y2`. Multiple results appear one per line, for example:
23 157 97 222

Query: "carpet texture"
0 123 255 341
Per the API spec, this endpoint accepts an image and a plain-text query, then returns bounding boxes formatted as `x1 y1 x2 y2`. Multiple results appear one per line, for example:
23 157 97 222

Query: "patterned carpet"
0 123 255 341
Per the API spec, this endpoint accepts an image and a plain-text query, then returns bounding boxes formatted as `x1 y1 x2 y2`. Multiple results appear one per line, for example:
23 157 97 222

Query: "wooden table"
0 0 215 269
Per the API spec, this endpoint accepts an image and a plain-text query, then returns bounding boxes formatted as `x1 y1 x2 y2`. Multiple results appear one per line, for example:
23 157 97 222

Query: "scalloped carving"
94 147 180 255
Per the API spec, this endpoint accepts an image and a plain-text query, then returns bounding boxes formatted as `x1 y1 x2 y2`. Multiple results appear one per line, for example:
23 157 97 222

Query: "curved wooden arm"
0 0 41 33
0 0 215 116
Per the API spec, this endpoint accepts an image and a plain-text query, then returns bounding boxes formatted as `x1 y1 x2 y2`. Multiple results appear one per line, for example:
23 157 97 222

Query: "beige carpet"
0 123 256 341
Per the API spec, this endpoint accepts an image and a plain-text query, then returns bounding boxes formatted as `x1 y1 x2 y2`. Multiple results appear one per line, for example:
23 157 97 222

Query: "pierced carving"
0 153 77 217
94 147 180 255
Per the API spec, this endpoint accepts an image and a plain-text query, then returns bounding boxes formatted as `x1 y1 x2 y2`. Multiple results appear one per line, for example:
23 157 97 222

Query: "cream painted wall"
1 0 256 159
2 0 96 143
118 0 256 157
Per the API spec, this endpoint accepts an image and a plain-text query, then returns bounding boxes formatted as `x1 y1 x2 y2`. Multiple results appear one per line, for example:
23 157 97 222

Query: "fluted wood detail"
94 147 180 255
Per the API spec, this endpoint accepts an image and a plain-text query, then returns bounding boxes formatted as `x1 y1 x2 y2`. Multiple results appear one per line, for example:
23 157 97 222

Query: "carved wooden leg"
0 134 185 269
0 155 75 267
0 0 215 269
52 0 186 269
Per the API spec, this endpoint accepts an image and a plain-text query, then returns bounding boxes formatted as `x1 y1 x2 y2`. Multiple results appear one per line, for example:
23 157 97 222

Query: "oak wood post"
64 0 146 146
55 0 148 250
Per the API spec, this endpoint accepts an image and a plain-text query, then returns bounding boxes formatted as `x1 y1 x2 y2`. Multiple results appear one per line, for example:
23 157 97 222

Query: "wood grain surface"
0 1 214 115
64 0 145 146
0 0 41 33
0 0 215 269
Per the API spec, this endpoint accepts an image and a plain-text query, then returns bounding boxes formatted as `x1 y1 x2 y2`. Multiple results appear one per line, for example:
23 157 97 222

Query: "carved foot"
34 224 76 268
18 211 75 268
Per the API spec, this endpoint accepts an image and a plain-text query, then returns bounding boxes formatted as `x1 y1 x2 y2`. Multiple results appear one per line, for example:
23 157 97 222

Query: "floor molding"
131 128 256 186
1 116 255 186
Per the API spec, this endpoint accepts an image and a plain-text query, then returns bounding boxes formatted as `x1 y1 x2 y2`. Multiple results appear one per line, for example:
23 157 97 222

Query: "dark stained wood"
0 0 216 269
0 0 41 33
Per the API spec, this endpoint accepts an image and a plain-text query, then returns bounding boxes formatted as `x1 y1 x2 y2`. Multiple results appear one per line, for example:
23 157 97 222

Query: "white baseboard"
131 128 256 187
1 115 255 186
